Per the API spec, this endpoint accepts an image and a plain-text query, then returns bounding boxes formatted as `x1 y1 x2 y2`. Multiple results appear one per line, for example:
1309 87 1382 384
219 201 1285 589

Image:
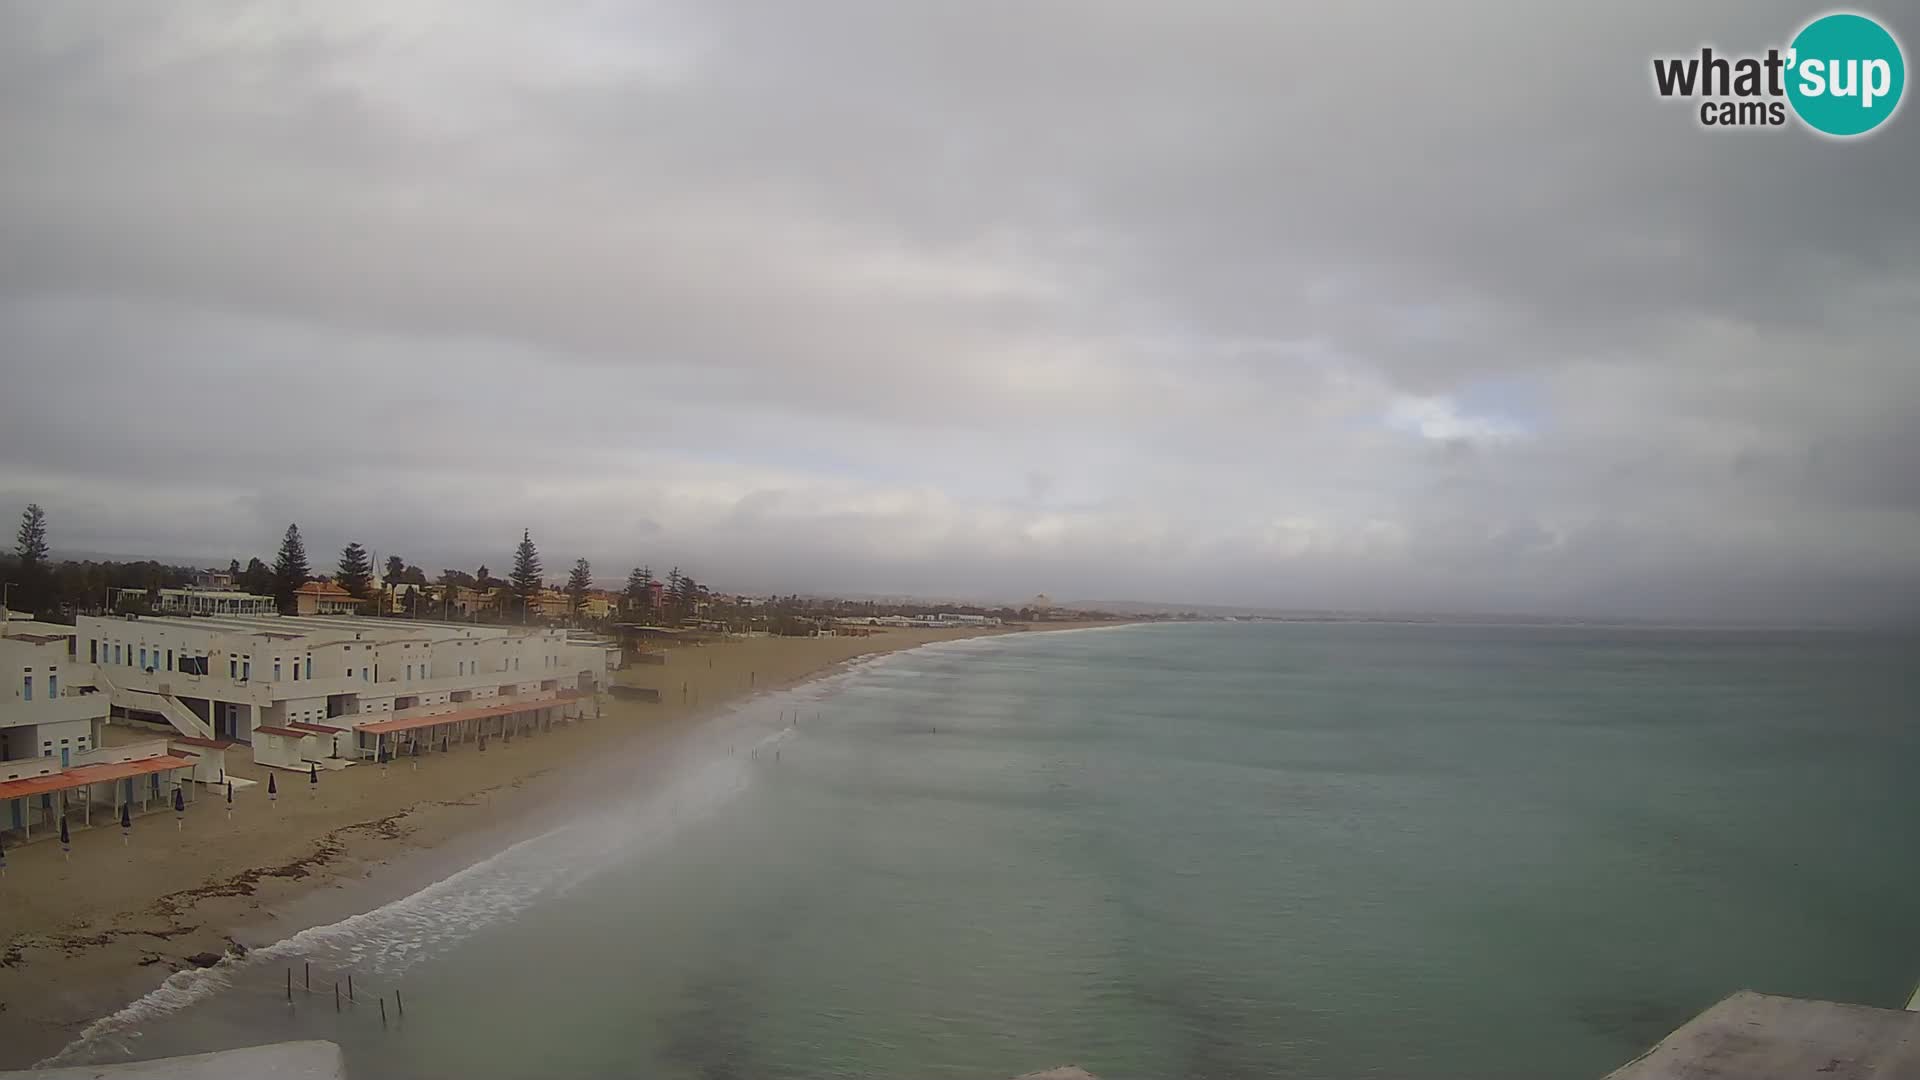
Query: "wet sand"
0 623 1112 1068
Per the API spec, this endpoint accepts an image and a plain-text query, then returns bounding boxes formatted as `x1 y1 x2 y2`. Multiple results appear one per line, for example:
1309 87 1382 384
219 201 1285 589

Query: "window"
140 647 148 669
293 662 300 682
114 644 122 665
89 639 98 663
274 661 283 681
305 657 312 679
406 664 414 681
242 661 251 680
230 658 238 679
22 676 31 702
49 674 58 698
167 649 174 671
362 667 369 682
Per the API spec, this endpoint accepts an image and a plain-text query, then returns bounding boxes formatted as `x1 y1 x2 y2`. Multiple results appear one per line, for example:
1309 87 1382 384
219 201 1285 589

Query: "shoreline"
0 621 1127 1069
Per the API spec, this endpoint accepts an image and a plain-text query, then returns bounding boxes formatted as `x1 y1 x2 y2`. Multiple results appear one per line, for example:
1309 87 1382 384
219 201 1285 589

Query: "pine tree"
384 555 406 586
674 573 699 617
664 567 683 620
625 565 653 615
337 542 373 599
15 504 48 565
227 558 242 578
12 503 51 614
509 530 542 601
475 565 492 591
566 558 593 614
273 524 309 615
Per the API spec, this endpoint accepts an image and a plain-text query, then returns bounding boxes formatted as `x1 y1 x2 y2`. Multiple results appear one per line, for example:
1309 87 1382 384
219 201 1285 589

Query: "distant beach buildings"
2 605 617 848
836 613 1003 629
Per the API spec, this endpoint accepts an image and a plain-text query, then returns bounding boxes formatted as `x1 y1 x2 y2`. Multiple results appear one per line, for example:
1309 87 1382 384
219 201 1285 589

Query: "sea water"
47 622 1920 1078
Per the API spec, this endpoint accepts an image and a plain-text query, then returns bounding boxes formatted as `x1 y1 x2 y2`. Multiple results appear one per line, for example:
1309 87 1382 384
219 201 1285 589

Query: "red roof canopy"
356 690 582 736
0 755 187 802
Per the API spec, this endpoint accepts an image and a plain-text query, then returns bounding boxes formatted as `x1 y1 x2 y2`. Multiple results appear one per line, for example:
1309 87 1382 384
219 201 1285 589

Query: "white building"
153 588 277 617
72 613 618 762
3 619 120 843
1 620 109 766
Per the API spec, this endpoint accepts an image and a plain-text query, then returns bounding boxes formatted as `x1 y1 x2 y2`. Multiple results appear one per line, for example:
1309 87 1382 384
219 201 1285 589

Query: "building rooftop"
0 619 80 640
0 753 190 802
82 612 556 645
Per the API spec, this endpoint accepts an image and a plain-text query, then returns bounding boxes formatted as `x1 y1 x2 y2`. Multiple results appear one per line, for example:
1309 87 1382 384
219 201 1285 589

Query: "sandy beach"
0 623 1111 1068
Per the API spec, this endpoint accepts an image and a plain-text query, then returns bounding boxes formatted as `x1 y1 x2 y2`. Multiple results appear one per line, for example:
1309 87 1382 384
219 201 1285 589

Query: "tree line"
3 505 709 627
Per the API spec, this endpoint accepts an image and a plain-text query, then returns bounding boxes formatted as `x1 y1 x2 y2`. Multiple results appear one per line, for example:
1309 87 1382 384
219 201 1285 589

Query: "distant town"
0 504 1165 637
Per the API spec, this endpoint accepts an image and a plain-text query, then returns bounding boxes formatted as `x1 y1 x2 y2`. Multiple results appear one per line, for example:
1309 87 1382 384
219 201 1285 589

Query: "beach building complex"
74 612 618 749
3 610 617 847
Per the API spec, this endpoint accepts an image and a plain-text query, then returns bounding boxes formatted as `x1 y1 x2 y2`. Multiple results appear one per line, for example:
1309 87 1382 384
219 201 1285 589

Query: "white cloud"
1384 396 1526 444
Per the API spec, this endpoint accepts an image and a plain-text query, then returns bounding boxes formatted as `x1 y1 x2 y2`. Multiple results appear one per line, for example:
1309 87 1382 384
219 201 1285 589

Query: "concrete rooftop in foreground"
13 1041 345 1079
1605 990 1920 1079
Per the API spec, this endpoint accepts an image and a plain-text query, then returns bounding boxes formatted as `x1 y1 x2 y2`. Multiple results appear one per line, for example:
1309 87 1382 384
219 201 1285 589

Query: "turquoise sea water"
53 622 1920 1078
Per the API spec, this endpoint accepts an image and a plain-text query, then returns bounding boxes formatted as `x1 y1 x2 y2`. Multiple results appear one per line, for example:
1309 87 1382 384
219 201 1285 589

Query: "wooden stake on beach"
305 961 311 990
348 973 354 1001
286 968 292 1004
335 982 341 1012
396 989 404 1016
380 997 388 1027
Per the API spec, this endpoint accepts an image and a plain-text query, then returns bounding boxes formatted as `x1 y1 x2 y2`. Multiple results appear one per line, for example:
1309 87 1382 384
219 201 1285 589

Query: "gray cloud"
1 0 1916 621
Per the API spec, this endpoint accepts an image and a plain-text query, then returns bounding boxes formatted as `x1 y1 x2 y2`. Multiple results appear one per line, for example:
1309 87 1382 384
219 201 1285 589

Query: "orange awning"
355 690 583 737
0 755 187 801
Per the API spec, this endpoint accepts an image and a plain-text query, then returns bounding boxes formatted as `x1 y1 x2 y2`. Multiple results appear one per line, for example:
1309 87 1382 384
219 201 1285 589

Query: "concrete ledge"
14 1041 345 1079
1605 990 1920 1079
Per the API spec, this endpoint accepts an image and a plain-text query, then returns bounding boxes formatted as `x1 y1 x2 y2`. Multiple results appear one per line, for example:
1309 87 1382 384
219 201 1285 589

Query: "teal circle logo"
1787 12 1905 136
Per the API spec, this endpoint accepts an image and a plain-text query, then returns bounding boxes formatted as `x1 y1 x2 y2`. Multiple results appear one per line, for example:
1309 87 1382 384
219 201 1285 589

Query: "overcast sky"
1 2 1916 620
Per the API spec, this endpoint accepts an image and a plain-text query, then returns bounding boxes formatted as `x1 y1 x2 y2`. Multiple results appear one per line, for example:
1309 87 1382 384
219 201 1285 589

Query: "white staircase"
94 670 217 741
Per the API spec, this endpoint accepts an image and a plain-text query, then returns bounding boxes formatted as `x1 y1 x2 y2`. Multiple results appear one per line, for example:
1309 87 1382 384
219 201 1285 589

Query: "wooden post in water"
286 968 292 1004
396 989 404 1016
305 961 310 990
348 974 354 1001
335 983 341 1011
380 997 388 1027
